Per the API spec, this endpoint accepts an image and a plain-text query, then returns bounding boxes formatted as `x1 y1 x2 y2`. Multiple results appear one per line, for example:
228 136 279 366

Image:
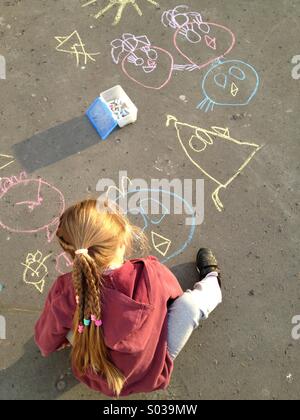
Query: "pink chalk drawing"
0 172 65 242
55 252 73 275
162 5 236 72
111 33 174 90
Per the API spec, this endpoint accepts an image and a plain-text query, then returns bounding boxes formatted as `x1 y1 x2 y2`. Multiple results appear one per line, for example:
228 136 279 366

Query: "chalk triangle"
0 154 15 171
211 127 230 137
55 31 80 51
231 82 239 97
151 231 171 257
205 35 217 50
34 280 45 294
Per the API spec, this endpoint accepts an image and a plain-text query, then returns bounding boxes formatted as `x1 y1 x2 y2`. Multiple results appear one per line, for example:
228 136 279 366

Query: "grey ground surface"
0 0 299 400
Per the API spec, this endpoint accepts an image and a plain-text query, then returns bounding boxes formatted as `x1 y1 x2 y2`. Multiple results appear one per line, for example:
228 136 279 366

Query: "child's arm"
34 277 74 357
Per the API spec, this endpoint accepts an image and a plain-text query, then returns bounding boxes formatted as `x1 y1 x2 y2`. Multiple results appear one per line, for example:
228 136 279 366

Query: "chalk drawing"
166 115 263 212
107 183 196 262
0 315 6 340
106 174 132 199
0 154 15 171
0 55 5 80
22 250 52 293
197 59 260 112
151 231 171 256
162 5 236 72
111 33 174 90
83 0 159 26
55 31 100 67
55 252 73 275
0 172 65 242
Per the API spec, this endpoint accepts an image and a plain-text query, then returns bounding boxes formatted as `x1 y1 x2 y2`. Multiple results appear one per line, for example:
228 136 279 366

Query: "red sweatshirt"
34 256 183 396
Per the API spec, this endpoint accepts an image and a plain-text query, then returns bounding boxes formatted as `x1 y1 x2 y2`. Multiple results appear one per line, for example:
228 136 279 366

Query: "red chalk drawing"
162 5 235 72
173 22 235 71
55 252 73 275
111 34 174 90
0 173 65 242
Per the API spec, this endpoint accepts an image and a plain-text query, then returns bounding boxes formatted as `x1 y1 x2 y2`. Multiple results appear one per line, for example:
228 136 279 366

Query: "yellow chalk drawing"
22 250 52 293
0 154 15 171
55 30 100 67
151 231 171 257
82 0 160 26
231 82 239 97
166 115 263 212
106 175 132 199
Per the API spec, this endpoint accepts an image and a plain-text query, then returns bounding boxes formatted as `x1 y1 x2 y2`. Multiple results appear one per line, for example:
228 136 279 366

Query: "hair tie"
83 318 91 326
78 324 84 334
75 248 89 256
91 315 102 327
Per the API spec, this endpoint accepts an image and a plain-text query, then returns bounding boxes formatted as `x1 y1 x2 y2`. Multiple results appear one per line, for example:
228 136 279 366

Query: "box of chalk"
86 85 138 140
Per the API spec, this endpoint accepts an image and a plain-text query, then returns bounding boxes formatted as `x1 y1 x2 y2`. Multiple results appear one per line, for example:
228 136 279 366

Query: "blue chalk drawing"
113 188 196 263
197 59 260 112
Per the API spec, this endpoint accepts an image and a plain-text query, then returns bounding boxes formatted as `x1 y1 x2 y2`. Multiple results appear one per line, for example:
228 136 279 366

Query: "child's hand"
57 342 71 351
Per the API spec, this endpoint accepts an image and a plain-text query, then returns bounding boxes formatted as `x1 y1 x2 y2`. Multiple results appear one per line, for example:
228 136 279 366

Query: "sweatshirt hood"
101 258 155 353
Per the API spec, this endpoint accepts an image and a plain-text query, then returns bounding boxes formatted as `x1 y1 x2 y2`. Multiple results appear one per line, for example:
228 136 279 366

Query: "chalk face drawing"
0 173 65 242
107 184 196 263
82 0 159 26
55 252 73 275
111 33 174 90
55 31 100 67
162 5 235 71
197 59 260 112
22 250 52 293
166 115 262 212
0 154 15 171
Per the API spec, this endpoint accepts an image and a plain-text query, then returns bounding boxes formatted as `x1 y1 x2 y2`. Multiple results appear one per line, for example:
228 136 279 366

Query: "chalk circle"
0 178 65 242
112 188 196 263
174 22 236 70
122 46 174 90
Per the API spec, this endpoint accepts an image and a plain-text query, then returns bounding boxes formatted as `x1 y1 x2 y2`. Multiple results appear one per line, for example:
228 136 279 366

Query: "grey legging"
167 273 222 360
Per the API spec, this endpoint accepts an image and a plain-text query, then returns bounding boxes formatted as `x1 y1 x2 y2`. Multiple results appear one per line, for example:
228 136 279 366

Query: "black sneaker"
196 248 221 288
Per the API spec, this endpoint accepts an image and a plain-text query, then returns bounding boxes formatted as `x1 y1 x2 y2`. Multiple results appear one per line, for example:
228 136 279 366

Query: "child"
35 199 222 397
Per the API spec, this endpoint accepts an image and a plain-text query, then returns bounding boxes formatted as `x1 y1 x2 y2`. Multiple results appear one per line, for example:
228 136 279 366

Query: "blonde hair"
56 199 148 396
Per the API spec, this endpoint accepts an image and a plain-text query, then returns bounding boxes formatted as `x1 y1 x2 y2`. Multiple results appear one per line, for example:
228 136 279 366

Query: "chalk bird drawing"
82 0 160 26
22 250 52 293
111 33 174 90
161 5 235 72
166 115 263 212
197 59 260 112
55 30 100 67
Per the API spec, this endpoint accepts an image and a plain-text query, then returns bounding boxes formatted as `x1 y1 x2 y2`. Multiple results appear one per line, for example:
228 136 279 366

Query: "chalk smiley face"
111 34 174 90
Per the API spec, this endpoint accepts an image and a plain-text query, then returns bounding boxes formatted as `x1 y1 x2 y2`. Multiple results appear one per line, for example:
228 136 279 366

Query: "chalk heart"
122 46 174 90
174 22 236 70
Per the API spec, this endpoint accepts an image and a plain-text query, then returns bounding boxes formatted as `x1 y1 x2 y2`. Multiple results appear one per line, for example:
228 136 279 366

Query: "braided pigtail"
56 199 148 396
